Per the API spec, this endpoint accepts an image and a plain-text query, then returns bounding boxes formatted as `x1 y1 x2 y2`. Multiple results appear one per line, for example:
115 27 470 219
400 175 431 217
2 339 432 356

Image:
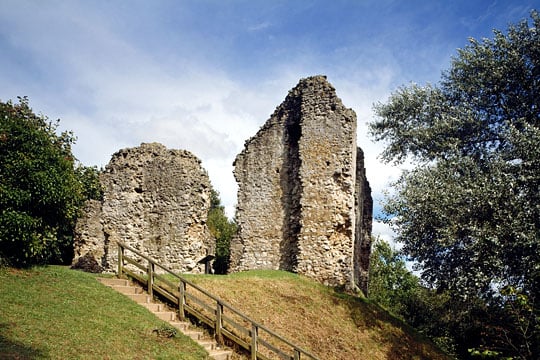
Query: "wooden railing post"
147 261 154 297
178 280 186 321
216 301 224 345
251 323 258 360
113 241 320 360
117 243 124 276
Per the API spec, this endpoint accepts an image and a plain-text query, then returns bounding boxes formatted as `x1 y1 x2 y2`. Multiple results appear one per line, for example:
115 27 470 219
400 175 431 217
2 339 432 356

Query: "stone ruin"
229 75 373 293
71 75 373 293
72 142 214 274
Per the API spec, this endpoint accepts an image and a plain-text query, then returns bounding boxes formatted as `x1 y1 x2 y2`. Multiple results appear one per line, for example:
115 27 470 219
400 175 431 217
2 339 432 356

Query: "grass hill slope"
186 270 448 360
0 266 447 360
0 266 207 360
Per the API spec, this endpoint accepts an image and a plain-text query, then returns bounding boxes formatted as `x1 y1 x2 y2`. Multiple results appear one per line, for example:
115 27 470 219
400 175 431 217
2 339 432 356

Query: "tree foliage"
369 238 419 314
369 241 517 359
369 11 540 359
0 97 101 267
369 238 463 357
207 190 237 274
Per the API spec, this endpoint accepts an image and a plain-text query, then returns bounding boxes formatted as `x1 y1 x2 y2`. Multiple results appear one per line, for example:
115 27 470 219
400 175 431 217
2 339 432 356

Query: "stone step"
184 330 204 340
143 303 163 312
127 293 152 304
98 278 129 287
112 285 144 295
208 349 231 360
199 340 219 351
170 321 190 331
155 311 176 322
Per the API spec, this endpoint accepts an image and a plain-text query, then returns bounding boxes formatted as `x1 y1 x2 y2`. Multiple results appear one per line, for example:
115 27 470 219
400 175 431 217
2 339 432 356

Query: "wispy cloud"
248 21 272 32
1 0 535 229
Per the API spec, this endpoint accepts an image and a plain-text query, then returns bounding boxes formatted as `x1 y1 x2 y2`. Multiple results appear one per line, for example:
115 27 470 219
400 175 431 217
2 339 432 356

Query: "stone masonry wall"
72 142 213 274
230 117 286 270
230 75 372 291
354 148 373 294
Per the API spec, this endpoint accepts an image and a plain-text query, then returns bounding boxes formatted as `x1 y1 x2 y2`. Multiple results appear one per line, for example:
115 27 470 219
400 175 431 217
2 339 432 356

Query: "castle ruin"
229 76 373 293
72 76 373 293
72 142 214 273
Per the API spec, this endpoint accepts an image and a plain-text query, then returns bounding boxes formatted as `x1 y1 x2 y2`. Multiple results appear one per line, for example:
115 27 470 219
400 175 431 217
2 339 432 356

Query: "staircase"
98 277 232 360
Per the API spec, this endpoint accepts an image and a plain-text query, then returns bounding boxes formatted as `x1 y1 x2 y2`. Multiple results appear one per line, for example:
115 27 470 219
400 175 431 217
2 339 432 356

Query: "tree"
0 97 100 266
369 238 419 315
369 11 539 359
75 164 103 203
207 190 237 274
369 239 499 358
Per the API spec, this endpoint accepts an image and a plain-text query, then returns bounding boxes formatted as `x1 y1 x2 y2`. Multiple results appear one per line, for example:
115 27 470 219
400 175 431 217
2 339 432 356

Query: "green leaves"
0 97 100 267
207 190 237 274
369 238 419 313
369 10 540 359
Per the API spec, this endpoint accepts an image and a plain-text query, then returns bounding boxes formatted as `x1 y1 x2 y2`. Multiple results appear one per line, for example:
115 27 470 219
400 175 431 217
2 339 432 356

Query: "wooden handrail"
116 241 319 360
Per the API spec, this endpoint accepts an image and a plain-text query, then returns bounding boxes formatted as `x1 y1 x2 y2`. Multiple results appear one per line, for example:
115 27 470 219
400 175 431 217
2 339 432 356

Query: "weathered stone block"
230 75 372 292
72 142 213 274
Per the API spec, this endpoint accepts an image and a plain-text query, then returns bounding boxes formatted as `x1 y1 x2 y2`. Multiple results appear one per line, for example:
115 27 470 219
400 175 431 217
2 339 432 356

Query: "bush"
0 97 99 266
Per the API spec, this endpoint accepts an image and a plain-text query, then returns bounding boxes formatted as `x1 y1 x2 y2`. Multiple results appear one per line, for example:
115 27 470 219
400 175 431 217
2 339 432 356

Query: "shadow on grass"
0 323 48 360
333 291 447 360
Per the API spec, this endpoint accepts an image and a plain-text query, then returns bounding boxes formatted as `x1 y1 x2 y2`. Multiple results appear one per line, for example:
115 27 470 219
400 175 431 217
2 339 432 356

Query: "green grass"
0 266 449 360
0 266 208 360
182 270 450 360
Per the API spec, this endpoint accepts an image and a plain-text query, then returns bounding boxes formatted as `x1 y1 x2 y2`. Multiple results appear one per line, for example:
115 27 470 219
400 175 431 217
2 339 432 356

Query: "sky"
1 0 538 244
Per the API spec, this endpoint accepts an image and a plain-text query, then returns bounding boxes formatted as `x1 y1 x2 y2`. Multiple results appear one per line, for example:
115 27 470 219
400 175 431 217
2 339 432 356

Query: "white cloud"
248 21 272 32
372 220 399 248
329 68 406 215
203 159 237 218
2 0 526 227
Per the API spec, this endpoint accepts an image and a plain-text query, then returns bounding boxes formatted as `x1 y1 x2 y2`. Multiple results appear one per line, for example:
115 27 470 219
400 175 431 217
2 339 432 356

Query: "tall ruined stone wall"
72 142 213 274
354 148 373 294
230 75 372 291
294 78 358 287
231 118 286 270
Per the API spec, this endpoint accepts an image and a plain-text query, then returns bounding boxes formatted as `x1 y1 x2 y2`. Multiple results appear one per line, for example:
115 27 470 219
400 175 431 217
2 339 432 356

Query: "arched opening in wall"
279 106 302 271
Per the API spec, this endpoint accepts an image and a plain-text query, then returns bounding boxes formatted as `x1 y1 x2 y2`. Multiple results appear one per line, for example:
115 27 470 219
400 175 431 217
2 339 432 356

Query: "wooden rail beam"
116 241 319 360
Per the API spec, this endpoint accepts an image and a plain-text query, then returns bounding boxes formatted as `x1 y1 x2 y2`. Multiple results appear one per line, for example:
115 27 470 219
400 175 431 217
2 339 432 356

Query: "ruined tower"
230 76 372 293
72 142 214 274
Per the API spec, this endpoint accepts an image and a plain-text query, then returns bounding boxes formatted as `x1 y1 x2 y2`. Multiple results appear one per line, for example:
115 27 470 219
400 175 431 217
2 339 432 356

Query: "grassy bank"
0 266 207 360
184 270 448 360
0 266 448 360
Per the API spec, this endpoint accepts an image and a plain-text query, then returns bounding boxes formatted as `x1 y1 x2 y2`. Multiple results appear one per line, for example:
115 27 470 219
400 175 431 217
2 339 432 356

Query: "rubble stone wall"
354 148 373 294
230 76 373 291
72 142 213 274
230 118 286 270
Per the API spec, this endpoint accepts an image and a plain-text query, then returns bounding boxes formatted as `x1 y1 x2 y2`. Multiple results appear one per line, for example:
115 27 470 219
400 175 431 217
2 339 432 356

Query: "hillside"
0 266 448 360
0 266 207 359
186 270 448 360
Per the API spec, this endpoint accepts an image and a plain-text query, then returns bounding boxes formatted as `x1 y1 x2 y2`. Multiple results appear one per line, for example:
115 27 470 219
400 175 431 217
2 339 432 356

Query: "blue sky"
1 0 538 242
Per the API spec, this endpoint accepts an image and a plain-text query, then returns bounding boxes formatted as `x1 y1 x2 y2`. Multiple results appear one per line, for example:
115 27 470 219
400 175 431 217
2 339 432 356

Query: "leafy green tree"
369 11 539 359
480 286 539 359
207 190 237 274
369 239 492 357
75 164 103 202
0 97 100 266
369 238 419 315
